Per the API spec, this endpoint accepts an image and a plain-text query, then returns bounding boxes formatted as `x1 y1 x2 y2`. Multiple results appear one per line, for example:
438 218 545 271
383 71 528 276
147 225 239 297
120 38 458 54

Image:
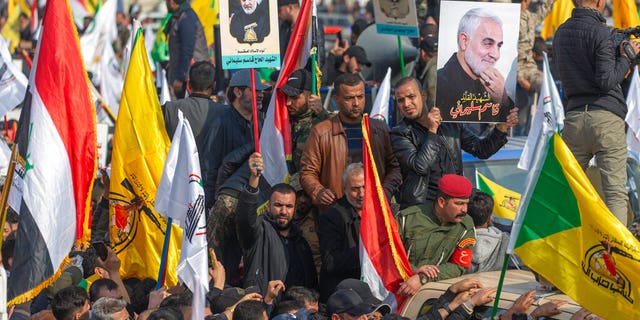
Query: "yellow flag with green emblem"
511 133 640 319
109 28 181 286
475 171 519 220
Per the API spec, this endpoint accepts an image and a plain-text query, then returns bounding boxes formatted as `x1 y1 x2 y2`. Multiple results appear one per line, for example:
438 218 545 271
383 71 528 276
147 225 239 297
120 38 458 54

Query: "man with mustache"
317 163 365 301
300 73 401 210
436 7 514 123
396 174 476 296
230 0 271 43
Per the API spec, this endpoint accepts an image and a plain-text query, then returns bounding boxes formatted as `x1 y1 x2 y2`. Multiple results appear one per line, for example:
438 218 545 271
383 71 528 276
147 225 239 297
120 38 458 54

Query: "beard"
464 49 495 76
243 4 256 14
274 219 291 230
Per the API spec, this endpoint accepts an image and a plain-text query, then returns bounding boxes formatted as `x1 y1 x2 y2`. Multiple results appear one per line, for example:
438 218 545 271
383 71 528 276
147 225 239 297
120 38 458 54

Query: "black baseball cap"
280 69 312 97
336 279 391 315
327 289 377 316
420 37 438 54
278 0 298 7
344 46 372 67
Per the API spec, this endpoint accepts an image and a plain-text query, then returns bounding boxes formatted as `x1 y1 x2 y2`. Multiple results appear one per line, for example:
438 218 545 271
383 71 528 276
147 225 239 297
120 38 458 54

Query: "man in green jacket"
396 174 476 297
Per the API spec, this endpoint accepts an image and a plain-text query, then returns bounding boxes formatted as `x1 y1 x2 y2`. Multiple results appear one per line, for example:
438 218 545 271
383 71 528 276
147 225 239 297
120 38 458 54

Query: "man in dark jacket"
165 0 209 99
391 77 516 208
163 61 224 182
236 152 317 291
553 0 640 225
317 163 364 302
204 69 269 210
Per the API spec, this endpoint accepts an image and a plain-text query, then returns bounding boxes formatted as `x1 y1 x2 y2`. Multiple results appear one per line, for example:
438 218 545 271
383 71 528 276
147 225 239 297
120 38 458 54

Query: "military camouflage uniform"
207 193 239 250
289 109 329 174
420 57 438 108
396 202 476 282
517 0 554 91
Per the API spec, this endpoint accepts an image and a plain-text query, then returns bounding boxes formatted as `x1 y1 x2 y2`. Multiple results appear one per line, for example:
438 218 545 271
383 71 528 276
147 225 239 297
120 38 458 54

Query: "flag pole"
397 36 406 77
490 253 511 318
250 68 261 153
311 0 318 95
0 144 18 250
155 217 173 289
20 50 32 69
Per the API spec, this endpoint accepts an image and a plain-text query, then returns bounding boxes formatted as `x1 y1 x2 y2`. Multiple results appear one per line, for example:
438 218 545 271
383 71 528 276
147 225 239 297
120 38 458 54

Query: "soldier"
282 68 329 174
516 0 554 134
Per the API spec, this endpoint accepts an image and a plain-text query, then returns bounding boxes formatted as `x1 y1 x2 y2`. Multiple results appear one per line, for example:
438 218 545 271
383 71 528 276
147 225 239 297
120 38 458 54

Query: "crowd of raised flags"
0 0 640 318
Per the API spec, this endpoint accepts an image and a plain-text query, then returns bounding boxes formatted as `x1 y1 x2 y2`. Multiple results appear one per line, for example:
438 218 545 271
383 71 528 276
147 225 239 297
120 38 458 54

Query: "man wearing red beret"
395 174 476 298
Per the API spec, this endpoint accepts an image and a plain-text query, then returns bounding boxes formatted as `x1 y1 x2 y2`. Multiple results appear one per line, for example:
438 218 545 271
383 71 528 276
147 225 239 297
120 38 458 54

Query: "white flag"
518 52 564 170
155 111 208 320
80 0 122 116
0 39 27 117
370 67 391 124
626 68 640 158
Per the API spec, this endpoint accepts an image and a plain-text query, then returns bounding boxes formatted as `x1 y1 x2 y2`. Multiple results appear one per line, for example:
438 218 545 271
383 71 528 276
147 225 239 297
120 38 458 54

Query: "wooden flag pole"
0 144 18 250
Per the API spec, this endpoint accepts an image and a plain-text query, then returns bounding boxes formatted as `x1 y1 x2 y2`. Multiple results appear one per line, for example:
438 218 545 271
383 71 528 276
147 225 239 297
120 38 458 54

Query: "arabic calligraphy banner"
219 0 281 69
435 1 520 123
372 0 419 37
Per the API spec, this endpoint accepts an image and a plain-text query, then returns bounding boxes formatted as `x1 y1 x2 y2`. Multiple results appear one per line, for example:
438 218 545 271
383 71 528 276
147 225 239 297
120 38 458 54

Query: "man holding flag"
281 68 328 174
236 152 317 291
300 73 401 209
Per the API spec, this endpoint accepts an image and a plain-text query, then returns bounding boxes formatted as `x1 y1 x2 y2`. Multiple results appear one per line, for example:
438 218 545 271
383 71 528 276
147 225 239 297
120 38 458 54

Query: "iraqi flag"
8 0 97 305
360 116 412 311
260 0 313 185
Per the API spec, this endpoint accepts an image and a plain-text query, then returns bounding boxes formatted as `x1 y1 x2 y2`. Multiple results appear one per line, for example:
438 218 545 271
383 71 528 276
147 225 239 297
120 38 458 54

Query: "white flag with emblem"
518 52 564 170
625 68 640 158
0 38 27 117
155 110 208 320
370 67 391 123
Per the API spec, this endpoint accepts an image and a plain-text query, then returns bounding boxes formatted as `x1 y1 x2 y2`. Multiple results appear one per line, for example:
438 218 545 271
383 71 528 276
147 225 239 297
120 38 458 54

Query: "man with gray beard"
436 7 514 124
317 163 365 302
230 0 271 43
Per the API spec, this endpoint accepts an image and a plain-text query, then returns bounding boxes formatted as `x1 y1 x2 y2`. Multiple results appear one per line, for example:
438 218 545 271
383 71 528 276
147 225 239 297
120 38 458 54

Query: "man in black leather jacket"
553 0 640 225
390 77 518 208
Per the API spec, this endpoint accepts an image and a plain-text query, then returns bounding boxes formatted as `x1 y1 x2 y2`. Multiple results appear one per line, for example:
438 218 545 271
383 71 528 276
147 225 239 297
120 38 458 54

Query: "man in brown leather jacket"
299 73 401 208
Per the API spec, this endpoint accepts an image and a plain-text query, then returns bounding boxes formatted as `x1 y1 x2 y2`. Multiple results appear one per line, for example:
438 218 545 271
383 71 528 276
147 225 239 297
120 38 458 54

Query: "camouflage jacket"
397 202 476 282
518 0 555 68
289 109 329 174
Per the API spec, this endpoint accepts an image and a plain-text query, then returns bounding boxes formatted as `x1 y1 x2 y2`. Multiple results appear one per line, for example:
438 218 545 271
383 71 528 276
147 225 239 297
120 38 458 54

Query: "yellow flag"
192 0 219 46
613 0 640 30
513 134 640 319
1 0 30 52
475 172 520 220
540 0 574 40
109 29 181 285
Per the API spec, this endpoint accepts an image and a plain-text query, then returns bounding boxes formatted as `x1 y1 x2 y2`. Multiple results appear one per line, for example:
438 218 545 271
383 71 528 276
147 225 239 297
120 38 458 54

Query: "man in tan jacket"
299 73 401 209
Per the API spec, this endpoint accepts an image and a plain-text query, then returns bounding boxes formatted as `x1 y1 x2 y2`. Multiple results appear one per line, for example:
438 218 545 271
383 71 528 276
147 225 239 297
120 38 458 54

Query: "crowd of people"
2 0 640 319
